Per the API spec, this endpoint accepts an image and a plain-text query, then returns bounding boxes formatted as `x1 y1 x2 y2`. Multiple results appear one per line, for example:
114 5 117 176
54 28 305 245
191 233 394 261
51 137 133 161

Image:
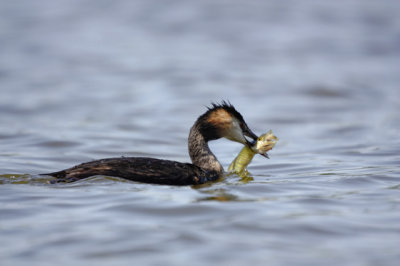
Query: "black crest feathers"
207 100 244 121
193 101 244 141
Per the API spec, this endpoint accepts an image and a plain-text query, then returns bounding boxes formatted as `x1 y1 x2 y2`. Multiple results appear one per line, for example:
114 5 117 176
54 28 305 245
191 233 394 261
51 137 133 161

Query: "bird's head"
199 101 258 146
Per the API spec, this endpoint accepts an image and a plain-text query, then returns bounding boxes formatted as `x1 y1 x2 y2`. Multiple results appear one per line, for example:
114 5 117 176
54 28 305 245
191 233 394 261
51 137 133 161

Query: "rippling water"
1 0 400 265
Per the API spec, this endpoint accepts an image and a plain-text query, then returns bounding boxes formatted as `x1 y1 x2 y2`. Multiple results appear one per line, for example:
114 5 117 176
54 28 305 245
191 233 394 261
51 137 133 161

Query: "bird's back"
44 157 220 185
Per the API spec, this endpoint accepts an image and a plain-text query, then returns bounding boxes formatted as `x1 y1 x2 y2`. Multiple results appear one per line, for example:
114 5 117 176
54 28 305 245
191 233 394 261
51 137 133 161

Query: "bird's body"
47 157 219 185
43 102 258 185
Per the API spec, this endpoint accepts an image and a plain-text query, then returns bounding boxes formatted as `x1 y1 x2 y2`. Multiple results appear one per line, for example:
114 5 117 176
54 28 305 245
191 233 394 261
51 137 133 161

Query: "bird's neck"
188 122 223 174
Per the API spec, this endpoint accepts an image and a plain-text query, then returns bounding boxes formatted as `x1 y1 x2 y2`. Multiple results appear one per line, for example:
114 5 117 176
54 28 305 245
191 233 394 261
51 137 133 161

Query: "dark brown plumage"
46 157 219 185
42 102 257 185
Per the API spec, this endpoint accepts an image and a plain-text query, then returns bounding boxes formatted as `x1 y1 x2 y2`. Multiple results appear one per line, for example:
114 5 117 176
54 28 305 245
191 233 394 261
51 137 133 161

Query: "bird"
42 102 258 185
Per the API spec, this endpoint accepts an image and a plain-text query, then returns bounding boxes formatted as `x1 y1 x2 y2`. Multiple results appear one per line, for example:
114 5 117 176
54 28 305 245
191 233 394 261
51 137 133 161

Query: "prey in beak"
228 129 278 177
250 130 278 159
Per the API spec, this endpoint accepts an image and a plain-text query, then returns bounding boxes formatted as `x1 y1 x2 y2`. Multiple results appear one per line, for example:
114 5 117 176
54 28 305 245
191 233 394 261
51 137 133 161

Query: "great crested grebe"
43 102 258 185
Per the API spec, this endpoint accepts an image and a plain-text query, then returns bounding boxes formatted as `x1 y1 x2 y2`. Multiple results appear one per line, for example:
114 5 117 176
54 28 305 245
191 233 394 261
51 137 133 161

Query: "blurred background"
1 0 399 171
0 0 399 265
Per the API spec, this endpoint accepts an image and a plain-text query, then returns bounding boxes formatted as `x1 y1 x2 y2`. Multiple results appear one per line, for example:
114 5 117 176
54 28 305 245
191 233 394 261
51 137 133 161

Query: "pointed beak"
243 126 258 147
260 153 270 159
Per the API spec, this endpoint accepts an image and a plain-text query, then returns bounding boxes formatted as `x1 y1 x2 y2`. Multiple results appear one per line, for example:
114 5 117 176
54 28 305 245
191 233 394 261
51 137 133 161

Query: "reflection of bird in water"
43 102 258 185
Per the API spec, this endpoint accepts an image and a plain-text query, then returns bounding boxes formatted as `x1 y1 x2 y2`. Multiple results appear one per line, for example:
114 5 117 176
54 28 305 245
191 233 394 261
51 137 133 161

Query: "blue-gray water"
1 0 399 265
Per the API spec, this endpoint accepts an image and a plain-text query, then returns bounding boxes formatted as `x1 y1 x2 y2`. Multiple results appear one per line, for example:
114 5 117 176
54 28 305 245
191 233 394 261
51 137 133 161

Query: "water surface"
1 0 399 265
